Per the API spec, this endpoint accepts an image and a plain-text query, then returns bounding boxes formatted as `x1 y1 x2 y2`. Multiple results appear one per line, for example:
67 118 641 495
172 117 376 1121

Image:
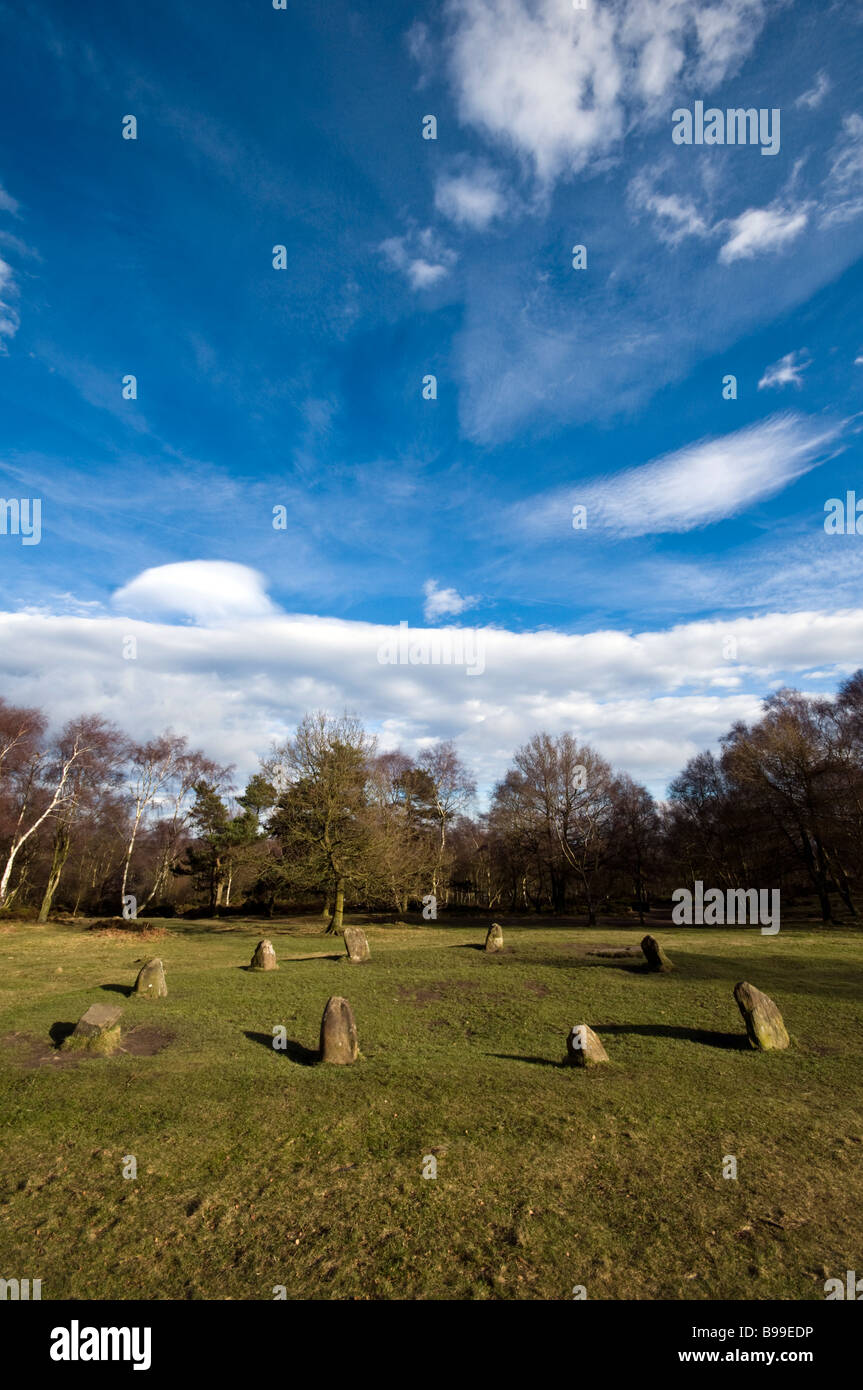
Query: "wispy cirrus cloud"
758 349 811 390
819 112 863 228
628 172 711 246
515 413 845 539
0 254 19 346
0 181 20 215
0 176 23 348
795 70 831 109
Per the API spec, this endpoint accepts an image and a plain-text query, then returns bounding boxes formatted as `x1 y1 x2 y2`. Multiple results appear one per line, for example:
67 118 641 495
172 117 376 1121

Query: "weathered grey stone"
564 1024 610 1068
319 995 358 1064
734 981 789 1051
485 921 504 953
73 1003 122 1038
133 957 167 998
343 927 370 963
250 939 278 970
641 934 674 972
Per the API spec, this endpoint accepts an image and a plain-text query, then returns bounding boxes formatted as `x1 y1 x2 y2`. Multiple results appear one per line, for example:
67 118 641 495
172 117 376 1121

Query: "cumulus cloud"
758 350 811 390
422 579 480 621
3 593 863 799
379 227 456 290
718 203 810 262
113 561 279 626
518 413 844 538
435 165 507 229
441 0 769 184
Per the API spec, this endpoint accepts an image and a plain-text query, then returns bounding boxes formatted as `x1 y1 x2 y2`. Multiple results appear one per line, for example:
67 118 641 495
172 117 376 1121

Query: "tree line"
2 673 863 927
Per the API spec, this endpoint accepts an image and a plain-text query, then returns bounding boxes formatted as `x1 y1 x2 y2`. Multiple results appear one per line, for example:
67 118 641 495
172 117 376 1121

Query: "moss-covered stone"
485 922 504 953
641 934 674 972
133 957 167 998
734 981 790 1050
62 1025 122 1055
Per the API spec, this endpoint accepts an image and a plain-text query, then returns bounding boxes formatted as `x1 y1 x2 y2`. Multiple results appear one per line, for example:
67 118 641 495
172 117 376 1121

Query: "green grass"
0 913 861 1301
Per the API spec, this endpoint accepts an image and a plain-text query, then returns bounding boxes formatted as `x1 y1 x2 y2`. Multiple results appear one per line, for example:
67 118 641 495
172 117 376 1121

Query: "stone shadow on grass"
452 943 516 954
100 983 134 997
597 1022 747 1050
49 1021 76 1047
244 1030 318 1066
488 1053 562 1068
528 949 653 973
584 959 651 973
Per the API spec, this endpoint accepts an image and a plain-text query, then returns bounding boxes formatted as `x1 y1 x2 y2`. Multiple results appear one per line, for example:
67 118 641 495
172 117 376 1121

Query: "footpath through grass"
0 914 861 1300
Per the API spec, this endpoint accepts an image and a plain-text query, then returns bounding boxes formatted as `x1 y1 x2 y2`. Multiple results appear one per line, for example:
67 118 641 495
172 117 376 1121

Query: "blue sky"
1 0 863 798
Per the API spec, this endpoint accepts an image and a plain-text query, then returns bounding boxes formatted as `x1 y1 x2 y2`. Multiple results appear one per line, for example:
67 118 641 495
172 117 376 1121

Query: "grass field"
1 913 861 1301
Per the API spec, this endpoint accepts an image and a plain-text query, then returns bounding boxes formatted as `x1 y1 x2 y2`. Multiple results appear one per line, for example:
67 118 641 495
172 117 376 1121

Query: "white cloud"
629 172 711 245
758 349 811 390
819 113 863 228
405 20 434 86
379 228 456 290
422 579 480 621
442 0 769 184
113 561 279 626
435 166 507 229
718 203 810 263
795 70 831 110
0 255 19 346
3 595 863 799
518 413 843 538
0 182 19 215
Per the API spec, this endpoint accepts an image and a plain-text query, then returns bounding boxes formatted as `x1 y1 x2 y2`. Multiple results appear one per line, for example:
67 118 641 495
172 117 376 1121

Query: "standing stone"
343 927 370 963
641 934 673 972
250 939 278 971
485 921 504 953
73 1003 123 1038
564 1024 610 1068
319 996 359 1064
734 981 790 1051
133 957 167 998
